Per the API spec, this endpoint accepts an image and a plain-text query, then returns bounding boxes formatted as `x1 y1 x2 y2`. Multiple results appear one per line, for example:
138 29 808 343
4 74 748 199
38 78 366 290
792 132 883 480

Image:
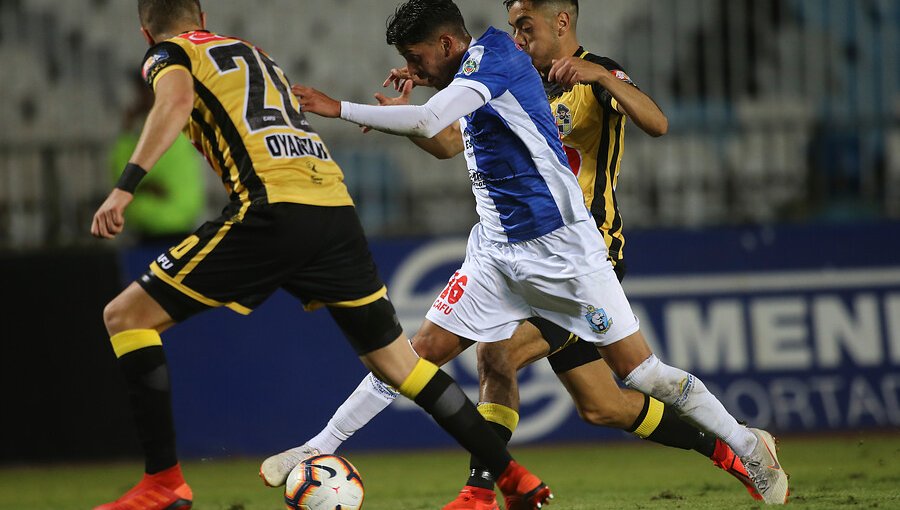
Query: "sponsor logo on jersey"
468 169 486 189
585 305 613 334
142 50 169 81
462 57 479 76
555 103 573 136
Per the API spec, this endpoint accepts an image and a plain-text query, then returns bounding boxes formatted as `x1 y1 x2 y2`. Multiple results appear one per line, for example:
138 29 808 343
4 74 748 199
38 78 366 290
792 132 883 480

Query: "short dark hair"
386 0 469 46
502 0 579 15
138 0 202 35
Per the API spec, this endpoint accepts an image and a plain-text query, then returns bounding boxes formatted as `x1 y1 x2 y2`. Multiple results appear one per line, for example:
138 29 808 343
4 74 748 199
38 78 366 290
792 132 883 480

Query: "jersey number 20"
209 43 306 132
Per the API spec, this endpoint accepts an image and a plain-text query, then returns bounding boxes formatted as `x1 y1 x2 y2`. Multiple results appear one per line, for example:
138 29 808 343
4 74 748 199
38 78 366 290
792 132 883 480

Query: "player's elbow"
645 116 668 138
412 122 443 140
411 106 447 139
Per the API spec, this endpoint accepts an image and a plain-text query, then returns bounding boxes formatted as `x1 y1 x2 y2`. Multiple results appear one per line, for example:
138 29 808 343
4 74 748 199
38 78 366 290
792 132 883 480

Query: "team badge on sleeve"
141 49 169 81
462 57 480 76
585 305 613 334
611 69 634 85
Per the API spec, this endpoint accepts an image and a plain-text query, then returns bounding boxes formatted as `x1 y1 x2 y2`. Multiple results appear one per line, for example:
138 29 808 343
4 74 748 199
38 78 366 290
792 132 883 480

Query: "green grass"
1 433 898 509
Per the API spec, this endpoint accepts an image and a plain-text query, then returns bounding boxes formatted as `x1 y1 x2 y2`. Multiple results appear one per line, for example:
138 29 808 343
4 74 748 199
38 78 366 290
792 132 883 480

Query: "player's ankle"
710 438 731 462
145 463 186 488
466 466 496 490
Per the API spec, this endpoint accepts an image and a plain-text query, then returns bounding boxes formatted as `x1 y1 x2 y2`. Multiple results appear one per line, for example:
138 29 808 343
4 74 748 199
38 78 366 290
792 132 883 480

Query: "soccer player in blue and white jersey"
289 0 789 506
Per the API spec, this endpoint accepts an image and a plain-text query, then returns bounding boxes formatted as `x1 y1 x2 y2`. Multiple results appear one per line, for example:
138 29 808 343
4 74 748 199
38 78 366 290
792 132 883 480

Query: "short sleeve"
141 41 192 90
450 46 508 102
585 55 637 112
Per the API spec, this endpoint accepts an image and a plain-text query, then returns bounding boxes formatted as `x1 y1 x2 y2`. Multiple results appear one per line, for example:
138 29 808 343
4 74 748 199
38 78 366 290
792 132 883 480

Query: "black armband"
115 163 148 193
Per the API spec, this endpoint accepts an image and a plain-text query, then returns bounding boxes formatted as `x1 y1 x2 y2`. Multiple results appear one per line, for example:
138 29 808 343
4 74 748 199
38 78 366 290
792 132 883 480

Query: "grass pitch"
1 433 898 509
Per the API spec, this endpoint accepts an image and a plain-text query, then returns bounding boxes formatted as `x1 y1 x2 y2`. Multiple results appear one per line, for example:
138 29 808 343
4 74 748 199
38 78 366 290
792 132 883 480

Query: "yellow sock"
632 396 665 438
398 359 439 400
478 402 520 434
110 329 162 358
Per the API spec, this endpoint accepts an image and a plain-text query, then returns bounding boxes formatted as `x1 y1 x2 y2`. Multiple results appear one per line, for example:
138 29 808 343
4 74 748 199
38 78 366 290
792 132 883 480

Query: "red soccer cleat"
442 485 500 510
711 439 763 501
94 464 193 510
496 461 552 510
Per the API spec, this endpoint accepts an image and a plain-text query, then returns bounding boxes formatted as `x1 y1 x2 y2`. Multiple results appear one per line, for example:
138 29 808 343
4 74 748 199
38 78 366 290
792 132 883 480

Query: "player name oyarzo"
265 133 332 161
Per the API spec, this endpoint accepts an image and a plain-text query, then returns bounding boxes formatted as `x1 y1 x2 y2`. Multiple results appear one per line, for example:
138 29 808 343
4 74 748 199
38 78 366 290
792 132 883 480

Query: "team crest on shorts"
585 305 613 334
462 57 479 75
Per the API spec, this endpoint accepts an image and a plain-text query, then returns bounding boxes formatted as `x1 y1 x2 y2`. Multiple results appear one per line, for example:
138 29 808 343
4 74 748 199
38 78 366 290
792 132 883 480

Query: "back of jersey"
142 31 353 212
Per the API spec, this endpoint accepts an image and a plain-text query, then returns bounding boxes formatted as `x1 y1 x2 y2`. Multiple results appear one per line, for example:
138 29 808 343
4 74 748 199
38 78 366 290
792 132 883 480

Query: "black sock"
692 430 717 458
413 370 512 477
118 346 178 474
466 421 513 489
629 394 715 456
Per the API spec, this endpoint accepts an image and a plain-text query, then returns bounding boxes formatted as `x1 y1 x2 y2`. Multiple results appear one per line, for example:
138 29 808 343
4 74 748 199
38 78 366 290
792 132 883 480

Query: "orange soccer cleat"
710 438 763 501
94 464 193 510
496 461 553 510
442 485 500 510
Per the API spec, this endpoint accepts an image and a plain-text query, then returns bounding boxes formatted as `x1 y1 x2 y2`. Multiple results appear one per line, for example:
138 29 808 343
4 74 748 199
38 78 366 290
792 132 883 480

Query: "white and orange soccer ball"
284 454 365 510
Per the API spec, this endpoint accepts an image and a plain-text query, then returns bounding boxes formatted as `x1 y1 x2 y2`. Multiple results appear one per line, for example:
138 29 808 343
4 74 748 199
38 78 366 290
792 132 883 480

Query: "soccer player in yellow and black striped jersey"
89 2 550 508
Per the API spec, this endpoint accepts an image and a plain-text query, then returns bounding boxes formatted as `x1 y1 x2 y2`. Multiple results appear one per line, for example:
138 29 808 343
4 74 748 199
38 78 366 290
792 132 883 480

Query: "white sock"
624 354 757 457
306 372 399 454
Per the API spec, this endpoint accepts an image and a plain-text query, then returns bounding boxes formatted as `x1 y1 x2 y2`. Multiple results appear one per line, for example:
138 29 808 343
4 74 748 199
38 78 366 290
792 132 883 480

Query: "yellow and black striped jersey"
141 31 353 213
544 48 636 264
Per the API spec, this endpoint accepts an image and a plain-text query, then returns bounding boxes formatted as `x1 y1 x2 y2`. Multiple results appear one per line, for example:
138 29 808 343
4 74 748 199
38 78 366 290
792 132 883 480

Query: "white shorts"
425 220 640 345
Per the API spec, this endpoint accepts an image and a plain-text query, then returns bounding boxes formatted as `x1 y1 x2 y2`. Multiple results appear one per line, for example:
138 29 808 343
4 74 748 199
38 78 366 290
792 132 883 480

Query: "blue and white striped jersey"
452 27 590 243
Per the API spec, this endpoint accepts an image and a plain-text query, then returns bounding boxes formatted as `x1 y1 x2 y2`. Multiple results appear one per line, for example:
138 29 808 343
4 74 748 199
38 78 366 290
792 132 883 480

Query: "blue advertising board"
122 222 900 458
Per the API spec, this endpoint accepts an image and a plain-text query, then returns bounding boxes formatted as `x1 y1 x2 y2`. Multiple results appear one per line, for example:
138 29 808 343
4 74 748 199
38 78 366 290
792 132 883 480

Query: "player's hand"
374 79 414 107
90 188 133 239
360 79 415 133
292 85 341 118
547 57 605 90
382 67 429 91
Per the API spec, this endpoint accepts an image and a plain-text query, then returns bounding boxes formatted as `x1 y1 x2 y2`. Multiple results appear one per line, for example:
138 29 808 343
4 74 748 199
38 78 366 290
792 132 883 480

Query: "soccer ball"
284 454 365 510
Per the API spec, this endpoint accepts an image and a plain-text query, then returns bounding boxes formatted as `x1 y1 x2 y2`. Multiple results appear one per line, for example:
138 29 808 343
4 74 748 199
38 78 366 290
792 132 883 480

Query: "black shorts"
138 202 400 352
537 258 628 374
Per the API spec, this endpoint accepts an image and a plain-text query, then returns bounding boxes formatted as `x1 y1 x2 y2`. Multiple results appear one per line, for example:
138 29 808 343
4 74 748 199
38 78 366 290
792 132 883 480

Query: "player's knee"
102 297 129 335
410 331 450 365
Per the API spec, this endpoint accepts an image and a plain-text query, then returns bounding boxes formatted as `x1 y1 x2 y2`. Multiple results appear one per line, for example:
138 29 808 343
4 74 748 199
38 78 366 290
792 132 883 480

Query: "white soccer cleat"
259 444 321 487
740 428 789 505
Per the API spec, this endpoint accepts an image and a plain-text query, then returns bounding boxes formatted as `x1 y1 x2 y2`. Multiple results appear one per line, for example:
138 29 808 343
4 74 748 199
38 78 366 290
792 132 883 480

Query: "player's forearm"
408 122 464 160
598 75 668 137
340 85 484 139
128 99 194 172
